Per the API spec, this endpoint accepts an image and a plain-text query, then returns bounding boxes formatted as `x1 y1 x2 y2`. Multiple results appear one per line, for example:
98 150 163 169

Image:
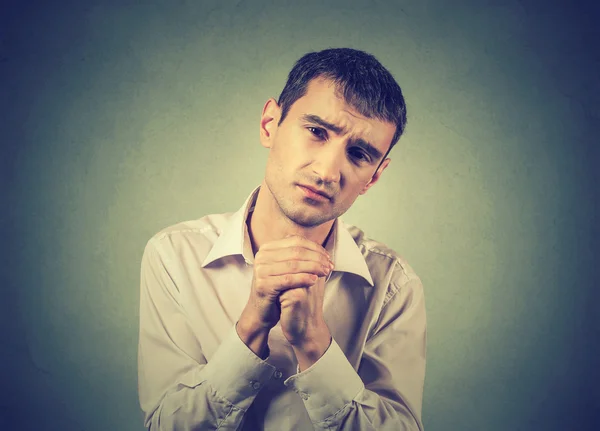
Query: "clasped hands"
237 234 333 371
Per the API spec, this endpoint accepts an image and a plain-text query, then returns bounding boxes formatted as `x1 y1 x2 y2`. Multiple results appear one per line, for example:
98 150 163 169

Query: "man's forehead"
302 78 346 105
294 80 367 125
291 79 395 147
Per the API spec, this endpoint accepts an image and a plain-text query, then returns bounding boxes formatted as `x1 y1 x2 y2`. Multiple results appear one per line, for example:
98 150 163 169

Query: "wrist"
238 310 268 331
290 322 332 372
236 317 271 360
292 334 332 372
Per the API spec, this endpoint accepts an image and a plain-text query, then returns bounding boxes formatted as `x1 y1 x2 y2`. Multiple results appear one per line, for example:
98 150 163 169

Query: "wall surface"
2 0 598 430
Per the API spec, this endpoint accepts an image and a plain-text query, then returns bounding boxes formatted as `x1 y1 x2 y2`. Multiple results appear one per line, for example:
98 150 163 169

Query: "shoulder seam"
153 225 217 242
384 259 414 307
366 247 410 279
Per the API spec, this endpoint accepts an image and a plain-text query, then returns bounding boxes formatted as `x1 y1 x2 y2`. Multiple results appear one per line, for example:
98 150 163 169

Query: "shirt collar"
201 184 374 286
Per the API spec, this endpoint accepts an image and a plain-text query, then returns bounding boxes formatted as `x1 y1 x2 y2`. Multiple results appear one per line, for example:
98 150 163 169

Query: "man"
138 48 426 430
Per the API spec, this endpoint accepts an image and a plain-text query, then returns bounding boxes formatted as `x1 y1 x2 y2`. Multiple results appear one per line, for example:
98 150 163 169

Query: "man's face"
259 77 396 228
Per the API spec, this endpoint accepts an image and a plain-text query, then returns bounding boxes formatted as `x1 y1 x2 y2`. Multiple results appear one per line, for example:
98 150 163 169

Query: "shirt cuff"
284 336 364 423
201 323 276 410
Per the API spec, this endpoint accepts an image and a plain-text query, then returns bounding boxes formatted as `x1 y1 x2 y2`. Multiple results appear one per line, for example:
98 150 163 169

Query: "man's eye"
308 127 326 139
350 150 369 162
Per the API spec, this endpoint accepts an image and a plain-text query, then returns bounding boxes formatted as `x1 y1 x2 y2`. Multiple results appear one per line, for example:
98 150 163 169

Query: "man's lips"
298 184 332 200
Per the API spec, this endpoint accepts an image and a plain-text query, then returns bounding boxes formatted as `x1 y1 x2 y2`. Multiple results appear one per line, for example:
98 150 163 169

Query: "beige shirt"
137 184 427 431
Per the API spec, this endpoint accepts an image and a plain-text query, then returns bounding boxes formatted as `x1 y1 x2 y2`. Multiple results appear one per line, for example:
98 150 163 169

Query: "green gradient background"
2 1 598 430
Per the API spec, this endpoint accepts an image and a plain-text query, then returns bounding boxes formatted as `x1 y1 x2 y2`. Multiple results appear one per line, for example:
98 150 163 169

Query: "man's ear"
260 98 281 149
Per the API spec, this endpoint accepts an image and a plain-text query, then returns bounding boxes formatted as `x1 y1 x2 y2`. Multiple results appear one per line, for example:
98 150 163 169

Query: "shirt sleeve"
284 272 427 431
137 238 277 430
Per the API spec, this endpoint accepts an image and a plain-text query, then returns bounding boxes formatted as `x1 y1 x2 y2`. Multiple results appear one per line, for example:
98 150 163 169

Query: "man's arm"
284 273 427 431
137 238 276 430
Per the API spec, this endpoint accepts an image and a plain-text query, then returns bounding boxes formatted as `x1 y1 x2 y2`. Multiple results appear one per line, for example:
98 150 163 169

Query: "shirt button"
252 381 261 390
301 393 309 400
274 370 283 379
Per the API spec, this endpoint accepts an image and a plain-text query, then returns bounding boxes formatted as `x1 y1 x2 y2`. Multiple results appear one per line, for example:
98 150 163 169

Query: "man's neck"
247 181 334 257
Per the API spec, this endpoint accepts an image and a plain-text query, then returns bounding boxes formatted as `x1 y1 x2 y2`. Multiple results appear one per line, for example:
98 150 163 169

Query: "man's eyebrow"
301 113 385 162
301 114 346 135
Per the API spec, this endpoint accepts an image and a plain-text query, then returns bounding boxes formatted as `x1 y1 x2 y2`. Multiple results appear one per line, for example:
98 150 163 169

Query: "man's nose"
312 143 342 184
